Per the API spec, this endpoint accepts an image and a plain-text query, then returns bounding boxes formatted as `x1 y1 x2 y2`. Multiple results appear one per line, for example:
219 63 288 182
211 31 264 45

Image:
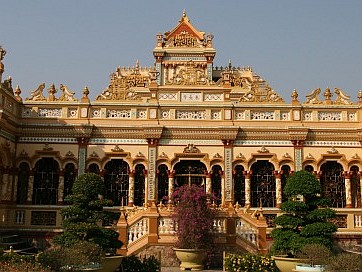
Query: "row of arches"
9 157 361 209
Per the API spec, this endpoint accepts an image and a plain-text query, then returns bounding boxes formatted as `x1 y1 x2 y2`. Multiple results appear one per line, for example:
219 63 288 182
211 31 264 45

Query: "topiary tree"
270 170 337 257
53 173 122 253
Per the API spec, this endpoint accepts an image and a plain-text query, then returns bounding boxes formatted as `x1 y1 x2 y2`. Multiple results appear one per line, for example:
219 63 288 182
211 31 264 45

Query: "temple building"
0 12 361 257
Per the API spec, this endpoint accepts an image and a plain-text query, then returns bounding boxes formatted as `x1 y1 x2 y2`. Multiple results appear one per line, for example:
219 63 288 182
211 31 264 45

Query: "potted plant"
171 184 216 270
53 173 123 272
271 170 338 272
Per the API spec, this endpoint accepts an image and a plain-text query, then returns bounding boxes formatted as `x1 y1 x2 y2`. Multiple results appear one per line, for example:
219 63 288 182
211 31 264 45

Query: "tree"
271 170 337 256
54 173 122 253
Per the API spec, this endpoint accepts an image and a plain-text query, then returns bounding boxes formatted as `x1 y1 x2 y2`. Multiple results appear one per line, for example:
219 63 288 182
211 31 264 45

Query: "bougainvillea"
172 184 216 249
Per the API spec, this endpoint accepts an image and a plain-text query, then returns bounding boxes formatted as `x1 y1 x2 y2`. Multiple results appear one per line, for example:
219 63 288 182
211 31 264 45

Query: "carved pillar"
147 139 158 205
222 140 234 206
58 169 65 205
128 170 135 207
344 171 352 208
1 167 10 203
27 169 35 204
205 171 212 195
77 137 89 175
275 171 282 208
220 170 225 206
244 171 251 207
292 140 304 171
144 169 148 206
167 170 175 203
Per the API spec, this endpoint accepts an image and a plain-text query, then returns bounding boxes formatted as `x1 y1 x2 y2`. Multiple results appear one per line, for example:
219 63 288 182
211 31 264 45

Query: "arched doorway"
157 164 169 203
134 164 145 206
104 159 129 206
250 160 275 207
281 165 291 202
211 165 222 204
174 160 206 188
64 163 77 200
350 165 361 208
233 165 245 206
320 161 345 208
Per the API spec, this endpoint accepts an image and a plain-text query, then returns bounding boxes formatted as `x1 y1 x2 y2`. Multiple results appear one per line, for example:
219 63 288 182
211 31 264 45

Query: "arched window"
320 161 345 208
281 165 291 202
304 165 314 172
88 163 100 174
174 160 206 187
104 159 129 206
134 164 145 206
17 162 30 204
64 163 76 200
157 164 168 204
350 166 361 208
211 165 222 204
33 158 59 205
250 160 275 207
233 165 245 206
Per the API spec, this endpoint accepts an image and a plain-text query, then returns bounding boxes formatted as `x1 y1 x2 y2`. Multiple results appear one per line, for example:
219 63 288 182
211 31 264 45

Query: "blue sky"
1 0 362 102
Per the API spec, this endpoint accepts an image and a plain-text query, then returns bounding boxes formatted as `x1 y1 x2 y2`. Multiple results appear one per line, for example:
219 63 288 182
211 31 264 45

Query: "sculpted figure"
334 87 353 105
305 88 322 104
26 83 46 101
59 84 78 101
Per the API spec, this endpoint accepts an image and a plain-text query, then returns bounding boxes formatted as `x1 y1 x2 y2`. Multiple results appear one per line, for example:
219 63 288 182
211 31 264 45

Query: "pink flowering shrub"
172 184 216 249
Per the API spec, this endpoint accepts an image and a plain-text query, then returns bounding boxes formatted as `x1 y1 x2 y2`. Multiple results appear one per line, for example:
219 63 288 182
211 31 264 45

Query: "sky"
1 0 362 102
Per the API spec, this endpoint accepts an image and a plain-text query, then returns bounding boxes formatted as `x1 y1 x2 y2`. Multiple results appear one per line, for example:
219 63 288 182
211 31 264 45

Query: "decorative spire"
179 9 190 22
14 85 22 101
48 83 57 101
81 86 90 103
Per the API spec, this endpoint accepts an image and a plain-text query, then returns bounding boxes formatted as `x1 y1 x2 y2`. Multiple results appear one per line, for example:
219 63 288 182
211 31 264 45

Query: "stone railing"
235 218 257 245
127 217 148 245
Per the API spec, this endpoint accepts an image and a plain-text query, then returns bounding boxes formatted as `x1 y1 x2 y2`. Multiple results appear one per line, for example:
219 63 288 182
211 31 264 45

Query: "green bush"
224 253 279 272
120 255 160 272
0 252 50 272
326 253 362 271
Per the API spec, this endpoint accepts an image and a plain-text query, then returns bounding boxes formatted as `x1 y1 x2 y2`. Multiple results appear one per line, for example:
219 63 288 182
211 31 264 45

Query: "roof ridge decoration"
161 10 212 49
303 87 354 105
97 61 151 101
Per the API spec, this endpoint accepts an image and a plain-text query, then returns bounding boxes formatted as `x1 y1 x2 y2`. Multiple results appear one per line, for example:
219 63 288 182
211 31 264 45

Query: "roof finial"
183 9 187 18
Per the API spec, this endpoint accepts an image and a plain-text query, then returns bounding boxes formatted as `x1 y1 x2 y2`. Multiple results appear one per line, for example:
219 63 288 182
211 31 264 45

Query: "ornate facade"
0 12 361 256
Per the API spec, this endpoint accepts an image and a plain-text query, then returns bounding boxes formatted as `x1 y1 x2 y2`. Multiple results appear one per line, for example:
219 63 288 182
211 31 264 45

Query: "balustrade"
127 217 148 245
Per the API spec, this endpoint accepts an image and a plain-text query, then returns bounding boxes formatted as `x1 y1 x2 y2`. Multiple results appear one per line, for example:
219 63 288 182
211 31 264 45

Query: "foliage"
224 253 279 272
171 184 216 249
296 244 332 266
270 170 337 257
54 173 122 253
325 253 362 272
0 252 50 272
37 241 103 271
119 255 160 272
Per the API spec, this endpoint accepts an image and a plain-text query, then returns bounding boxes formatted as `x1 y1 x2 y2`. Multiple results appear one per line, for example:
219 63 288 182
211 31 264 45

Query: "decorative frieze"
176 110 206 120
348 112 357 121
68 108 78 118
137 110 147 119
250 111 274 120
235 111 245 120
91 109 101 118
38 108 62 117
107 109 131 118
204 93 222 101
159 93 177 100
211 110 221 120
303 111 312 121
160 110 170 119
281 111 290 121
318 111 341 121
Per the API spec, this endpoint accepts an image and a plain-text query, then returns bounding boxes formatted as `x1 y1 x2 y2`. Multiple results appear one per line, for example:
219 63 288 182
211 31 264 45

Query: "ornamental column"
1 167 10 203
128 170 135 207
344 171 352 208
292 140 304 171
205 171 212 195
26 168 35 204
222 139 234 207
275 171 282 208
147 139 158 206
244 171 251 207
167 170 175 203
77 137 89 175
57 169 65 205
